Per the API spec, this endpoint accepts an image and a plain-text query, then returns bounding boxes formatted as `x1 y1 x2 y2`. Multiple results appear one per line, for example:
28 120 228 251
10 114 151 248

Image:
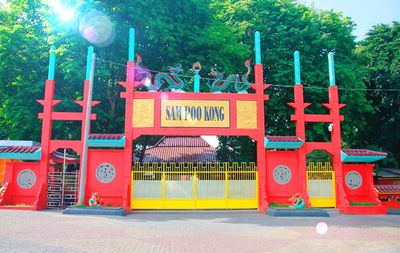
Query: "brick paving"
0 210 399 253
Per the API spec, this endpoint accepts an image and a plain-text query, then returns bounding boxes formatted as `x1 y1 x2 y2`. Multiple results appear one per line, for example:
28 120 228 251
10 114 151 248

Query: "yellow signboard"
236 101 257 129
133 99 154 128
161 100 230 128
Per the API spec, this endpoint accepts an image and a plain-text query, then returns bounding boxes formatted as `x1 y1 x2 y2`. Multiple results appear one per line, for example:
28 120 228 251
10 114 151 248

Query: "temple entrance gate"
306 162 336 207
47 171 79 209
131 162 258 209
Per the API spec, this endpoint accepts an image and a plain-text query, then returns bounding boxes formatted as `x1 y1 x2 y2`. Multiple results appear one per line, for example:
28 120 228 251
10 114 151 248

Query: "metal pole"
61 148 67 208
63 148 67 171
78 47 96 205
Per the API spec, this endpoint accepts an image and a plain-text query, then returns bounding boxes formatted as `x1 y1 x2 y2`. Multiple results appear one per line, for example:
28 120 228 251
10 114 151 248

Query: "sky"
302 0 400 41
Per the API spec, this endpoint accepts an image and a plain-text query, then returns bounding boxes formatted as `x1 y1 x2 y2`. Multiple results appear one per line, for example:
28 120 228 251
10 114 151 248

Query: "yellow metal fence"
131 162 258 209
306 162 336 207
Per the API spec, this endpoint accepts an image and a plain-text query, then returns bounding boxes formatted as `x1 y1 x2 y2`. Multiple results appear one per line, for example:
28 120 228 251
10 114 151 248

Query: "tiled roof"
51 151 80 164
376 168 400 178
89 134 124 140
265 136 303 142
138 147 217 163
342 149 387 157
0 146 41 153
135 136 217 163
154 136 210 147
375 185 400 193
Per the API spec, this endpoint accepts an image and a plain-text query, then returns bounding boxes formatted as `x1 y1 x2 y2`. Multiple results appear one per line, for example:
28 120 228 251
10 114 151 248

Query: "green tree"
212 0 372 160
1 0 250 157
0 0 48 140
357 22 400 168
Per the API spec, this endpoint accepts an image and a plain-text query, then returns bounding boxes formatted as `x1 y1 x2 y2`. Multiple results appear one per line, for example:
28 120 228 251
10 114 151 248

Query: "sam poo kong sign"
162 100 229 128
132 97 258 129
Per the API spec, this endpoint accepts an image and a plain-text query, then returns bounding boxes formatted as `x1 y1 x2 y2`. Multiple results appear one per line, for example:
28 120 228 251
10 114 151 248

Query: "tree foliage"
0 0 47 140
211 0 372 159
357 22 400 167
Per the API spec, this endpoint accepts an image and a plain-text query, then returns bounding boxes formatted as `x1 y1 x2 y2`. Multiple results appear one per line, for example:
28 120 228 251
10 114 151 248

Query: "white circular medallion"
273 165 292 185
345 171 362 190
96 163 116 184
17 169 37 189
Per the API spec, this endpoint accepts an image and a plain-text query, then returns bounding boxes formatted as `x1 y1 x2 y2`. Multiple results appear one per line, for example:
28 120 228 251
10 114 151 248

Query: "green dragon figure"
208 59 252 93
147 64 186 91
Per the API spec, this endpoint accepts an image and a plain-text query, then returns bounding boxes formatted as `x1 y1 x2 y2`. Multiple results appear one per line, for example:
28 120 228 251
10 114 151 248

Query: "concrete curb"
266 208 330 217
63 207 126 216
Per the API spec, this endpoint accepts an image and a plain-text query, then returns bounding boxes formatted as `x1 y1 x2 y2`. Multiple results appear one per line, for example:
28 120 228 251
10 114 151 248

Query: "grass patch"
350 202 377 206
72 204 101 209
72 204 86 208
269 203 290 208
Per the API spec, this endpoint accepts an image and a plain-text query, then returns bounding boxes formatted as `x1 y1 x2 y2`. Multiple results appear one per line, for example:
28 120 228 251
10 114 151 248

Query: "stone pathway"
0 210 399 252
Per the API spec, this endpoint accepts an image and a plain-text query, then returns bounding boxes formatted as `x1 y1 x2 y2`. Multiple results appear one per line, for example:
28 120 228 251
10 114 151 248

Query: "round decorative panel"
345 171 362 190
273 165 292 185
96 163 116 184
17 169 37 189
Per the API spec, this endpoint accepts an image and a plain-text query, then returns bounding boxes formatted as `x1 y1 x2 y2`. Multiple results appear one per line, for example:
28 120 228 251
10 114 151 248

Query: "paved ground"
0 210 399 253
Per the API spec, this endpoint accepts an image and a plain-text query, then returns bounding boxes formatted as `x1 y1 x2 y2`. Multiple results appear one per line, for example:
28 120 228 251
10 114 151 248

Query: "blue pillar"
129 28 135 62
328 52 336 86
47 46 56 80
255 31 261 64
194 72 200 93
85 46 94 80
294 51 301 84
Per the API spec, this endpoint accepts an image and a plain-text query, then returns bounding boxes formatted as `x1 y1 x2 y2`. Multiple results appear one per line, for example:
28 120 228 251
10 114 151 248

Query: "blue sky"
302 0 400 40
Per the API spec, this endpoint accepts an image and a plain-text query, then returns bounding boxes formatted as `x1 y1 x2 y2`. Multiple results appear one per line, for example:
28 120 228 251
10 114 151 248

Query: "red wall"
342 164 375 202
265 151 300 204
85 149 126 207
4 162 41 205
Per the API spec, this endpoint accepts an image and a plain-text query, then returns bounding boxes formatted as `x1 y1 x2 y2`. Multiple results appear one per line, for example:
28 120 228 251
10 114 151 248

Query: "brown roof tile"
0 146 41 153
89 134 124 140
342 149 387 157
154 136 210 147
265 136 303 142
139 147 217 163
375 185 400 193
135 136 217 163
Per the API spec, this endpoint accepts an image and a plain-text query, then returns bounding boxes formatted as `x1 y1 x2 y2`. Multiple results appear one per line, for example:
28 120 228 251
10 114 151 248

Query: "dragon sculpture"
88 192 104 207
134 55 186 91
208 59 252 93
147 64 186 91
289 193 305 209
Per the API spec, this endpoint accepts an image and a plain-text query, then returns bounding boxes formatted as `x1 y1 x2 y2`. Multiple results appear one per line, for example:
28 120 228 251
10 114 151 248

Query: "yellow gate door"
306 162 336 208
131 162 258 210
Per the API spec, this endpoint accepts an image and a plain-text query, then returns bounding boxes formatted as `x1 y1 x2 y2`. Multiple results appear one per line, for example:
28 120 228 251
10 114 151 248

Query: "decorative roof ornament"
208 59 252 93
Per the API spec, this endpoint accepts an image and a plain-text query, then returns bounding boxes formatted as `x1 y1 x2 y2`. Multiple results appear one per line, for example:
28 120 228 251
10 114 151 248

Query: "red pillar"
254 64 268 212
288 85 311 205
328 86 346 208
122 61 135 212
36 80 56 210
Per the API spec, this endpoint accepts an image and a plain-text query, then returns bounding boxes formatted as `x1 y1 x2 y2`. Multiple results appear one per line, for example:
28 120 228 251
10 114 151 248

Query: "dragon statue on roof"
208 59 252 93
